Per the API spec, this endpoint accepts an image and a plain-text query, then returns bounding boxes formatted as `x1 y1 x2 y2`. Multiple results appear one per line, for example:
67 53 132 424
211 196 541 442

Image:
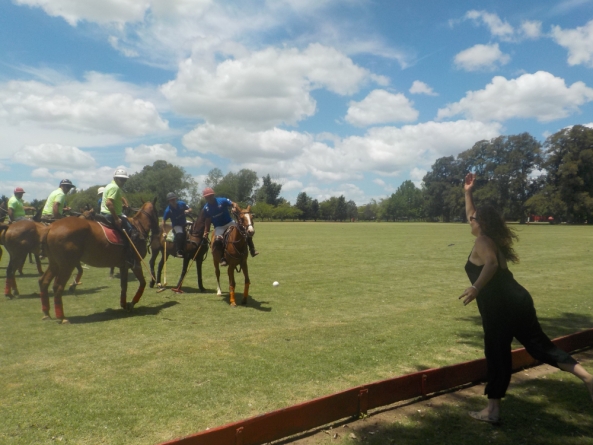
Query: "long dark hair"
475 205 519 263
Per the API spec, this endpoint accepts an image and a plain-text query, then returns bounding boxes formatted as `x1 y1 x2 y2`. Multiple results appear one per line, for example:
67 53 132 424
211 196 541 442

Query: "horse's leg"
119 266 129 309
5 257 17 299
156 256 165 287
149 248 159 288
241 260 250 306
69 263 83 293
35 254 43 275
196 248 205 292
29 252 34 264
109 267 115 279
175 255 190 290
39 266 55 319
129 265 146 309
53 265 75 324
228 266 237 307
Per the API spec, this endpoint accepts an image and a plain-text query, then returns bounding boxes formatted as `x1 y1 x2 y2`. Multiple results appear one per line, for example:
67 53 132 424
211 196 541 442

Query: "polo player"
41 179 74 221
162 192 192 258
7 187 35 222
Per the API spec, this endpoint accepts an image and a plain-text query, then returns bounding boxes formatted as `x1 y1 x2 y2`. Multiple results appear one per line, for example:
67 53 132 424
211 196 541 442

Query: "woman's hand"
464 173 476 192
459 286 479 306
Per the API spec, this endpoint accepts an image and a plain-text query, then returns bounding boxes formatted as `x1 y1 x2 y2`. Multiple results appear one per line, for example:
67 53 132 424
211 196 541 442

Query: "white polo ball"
273 281 279 287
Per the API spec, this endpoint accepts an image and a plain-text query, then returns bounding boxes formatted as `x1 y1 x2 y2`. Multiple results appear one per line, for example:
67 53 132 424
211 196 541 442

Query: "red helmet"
202 187 215 197
14 187 25 194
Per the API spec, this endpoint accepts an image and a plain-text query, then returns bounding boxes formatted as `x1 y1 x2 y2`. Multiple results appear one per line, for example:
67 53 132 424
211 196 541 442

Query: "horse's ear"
246 205 251 212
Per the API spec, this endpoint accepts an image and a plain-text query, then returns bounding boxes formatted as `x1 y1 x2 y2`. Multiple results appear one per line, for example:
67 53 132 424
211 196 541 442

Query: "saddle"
99 224 125 246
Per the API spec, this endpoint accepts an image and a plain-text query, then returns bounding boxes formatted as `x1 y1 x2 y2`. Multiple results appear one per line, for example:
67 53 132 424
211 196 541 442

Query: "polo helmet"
202 187 215 197
59 179 74 188
113 168 129 179
166 192 177 201
97 187 105 195
14 187 25 194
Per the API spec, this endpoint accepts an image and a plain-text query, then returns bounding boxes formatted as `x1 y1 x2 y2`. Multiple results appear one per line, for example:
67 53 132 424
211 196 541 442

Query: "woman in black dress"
459 172 593 423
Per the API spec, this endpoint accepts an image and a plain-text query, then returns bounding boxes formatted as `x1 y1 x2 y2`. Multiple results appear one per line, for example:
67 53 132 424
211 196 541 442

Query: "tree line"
4 125 591 223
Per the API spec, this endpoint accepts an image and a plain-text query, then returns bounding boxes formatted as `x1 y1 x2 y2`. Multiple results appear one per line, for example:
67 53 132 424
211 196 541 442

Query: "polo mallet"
156 232 168 293
171 234 209 293
122 231 157 283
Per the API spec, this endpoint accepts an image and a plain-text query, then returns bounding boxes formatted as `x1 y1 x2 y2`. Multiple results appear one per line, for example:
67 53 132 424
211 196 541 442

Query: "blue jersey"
163 200 190 227
203 197 233 227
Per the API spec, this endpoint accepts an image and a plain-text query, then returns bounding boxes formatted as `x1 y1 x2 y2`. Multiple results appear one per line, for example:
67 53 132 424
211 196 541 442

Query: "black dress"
465 254 576 399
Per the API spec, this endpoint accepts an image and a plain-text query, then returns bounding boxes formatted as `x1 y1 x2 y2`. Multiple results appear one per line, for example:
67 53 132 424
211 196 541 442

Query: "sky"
1 0 592 204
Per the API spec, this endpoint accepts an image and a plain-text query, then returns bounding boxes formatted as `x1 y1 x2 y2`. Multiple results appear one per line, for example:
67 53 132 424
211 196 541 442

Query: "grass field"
1 222 592 445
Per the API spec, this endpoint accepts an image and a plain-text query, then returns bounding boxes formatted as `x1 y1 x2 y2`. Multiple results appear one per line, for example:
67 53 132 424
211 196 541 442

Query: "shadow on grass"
334 379 593 445
455 312 593 350
170 286 218 295
66 301 179 324
70 285 110 296
219 294 272 312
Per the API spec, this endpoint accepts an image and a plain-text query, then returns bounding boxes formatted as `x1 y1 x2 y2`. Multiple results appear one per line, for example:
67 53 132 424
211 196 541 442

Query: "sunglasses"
469 216 477 221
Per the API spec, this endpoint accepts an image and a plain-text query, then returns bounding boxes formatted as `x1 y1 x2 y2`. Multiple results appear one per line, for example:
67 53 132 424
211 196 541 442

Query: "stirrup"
250 249 259 257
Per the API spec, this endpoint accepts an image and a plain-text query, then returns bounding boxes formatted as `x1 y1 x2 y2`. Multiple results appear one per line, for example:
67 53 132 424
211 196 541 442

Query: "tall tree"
214 169 259 204
541 125 593 223
204 168 223 189
422 156 464 222
295 192 311 220
256 174 282 206
125 160 197 212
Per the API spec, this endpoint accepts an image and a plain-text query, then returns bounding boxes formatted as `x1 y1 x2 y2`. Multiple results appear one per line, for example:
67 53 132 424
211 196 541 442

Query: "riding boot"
126 245 137 268
247 237 259 257
214 238 228 267
174 233 185 258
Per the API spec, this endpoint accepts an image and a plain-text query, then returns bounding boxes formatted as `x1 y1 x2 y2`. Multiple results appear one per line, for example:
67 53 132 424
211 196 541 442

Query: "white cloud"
183 124 310 163
108 36 139 58
464 10 515 41
520 20 542 39
13 0 151 25
552 20 593 67
14 144 96 170
162 44 385 130
437 71 593 122
409 81 438 96
279 179 303 192
0 71 168 137
454 43 511 71
124 143 209 171
410 167 427 188
345 90 418 127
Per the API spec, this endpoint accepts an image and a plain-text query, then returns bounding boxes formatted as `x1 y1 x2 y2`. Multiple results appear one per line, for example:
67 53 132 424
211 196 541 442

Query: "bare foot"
469 406 499 424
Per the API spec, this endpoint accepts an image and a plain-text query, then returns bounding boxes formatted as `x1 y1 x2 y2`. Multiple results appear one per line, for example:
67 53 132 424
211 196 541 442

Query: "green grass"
1 222 592 444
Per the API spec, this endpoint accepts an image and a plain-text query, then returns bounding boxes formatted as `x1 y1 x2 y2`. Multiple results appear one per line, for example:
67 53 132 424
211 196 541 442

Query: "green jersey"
7 196 26 219
101 180 123 216
42 188 66 216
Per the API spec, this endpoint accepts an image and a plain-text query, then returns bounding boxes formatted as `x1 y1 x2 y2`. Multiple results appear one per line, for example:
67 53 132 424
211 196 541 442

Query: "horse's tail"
39 225 50 259
33 207 42 222
0 223 9 245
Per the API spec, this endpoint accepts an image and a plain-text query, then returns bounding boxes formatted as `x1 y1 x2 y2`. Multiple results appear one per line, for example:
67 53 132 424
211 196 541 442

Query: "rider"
201 187 258 267
41 179 74 221
7 187 35 222
162 192 192 258
100 168 135 267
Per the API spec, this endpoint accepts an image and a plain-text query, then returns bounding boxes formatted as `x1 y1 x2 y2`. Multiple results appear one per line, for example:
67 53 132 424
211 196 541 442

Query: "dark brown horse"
2 220 47 298
39 200 160 323
150 210 209 292
212 205 254 307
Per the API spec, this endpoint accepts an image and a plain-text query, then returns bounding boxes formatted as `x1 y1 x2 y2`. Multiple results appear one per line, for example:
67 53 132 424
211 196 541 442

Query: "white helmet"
97 187 105 195
113 168 129 179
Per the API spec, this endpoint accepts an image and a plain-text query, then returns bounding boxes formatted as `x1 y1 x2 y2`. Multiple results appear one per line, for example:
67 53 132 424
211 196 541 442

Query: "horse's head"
133 198 160 237
234 204 255 236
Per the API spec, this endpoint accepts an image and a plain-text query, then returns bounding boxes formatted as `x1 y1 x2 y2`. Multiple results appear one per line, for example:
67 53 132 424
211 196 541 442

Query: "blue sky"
1 0 592 204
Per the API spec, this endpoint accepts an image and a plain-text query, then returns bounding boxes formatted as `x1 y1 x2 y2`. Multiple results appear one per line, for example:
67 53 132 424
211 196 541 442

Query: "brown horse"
2 220 47 298
212 205 254 307
39 200 160 323
150 209 209 292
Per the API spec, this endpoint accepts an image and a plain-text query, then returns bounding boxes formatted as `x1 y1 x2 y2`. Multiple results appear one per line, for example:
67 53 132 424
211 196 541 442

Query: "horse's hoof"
5 295 13 300
241 300 248 306
68 285 76 293
59 319 70 325
41 315 51 321
125 302 135 311
149 281 155 288
230 303 237 308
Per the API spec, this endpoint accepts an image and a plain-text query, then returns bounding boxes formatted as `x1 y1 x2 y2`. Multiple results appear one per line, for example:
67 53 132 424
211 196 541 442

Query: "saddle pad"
99 224 125 245
165 230 174 243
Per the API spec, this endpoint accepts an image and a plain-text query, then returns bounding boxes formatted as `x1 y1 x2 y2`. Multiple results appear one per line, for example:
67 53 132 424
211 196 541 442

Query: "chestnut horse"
150 209 209 292
2 220 47 298
212 205 254 307
39 200 160 323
